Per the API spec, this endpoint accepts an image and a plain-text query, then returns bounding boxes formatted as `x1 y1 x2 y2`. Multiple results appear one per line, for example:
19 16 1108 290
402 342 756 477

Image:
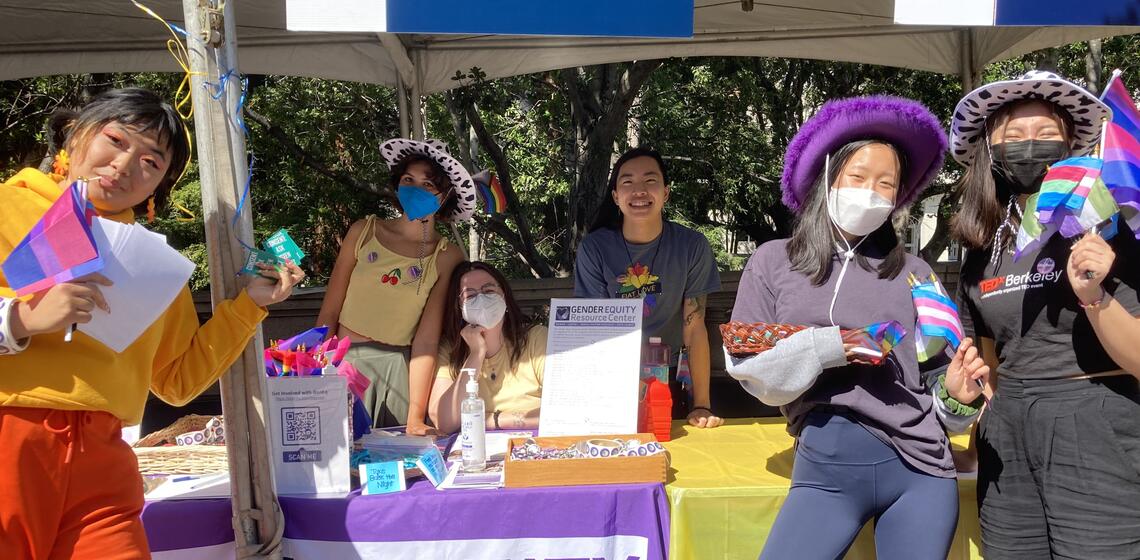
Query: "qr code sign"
281 407 321 446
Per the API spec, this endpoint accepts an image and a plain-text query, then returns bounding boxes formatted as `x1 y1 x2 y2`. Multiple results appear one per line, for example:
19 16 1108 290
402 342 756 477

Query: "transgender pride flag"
1100 70 1140 238
909 274 964 363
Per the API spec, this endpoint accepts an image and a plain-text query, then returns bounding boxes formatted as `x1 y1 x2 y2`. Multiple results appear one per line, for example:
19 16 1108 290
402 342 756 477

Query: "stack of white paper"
78 217 195 352
438 461 504 490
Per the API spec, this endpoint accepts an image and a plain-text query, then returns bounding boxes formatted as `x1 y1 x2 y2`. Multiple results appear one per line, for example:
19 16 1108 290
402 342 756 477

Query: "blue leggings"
759 412 959 560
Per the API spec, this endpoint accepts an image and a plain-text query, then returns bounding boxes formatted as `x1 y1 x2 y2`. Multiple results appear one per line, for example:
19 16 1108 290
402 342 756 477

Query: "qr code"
281 407 320 446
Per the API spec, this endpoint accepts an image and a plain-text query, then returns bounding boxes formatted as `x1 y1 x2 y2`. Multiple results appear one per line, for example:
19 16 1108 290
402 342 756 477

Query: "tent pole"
180 0 281 557
410 48 425 141
396 74 411 139
959 28 978 92
379 33 414 138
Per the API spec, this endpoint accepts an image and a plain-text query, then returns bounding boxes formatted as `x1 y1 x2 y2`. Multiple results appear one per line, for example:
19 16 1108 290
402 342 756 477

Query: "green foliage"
4 35 1139 288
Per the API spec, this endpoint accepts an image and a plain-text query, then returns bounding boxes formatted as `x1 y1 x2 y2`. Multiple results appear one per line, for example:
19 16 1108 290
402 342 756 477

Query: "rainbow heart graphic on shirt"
616 263 662 316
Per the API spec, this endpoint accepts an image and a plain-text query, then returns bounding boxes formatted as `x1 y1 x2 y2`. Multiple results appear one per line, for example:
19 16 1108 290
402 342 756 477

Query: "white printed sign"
539 298 642 436
267 375 350 495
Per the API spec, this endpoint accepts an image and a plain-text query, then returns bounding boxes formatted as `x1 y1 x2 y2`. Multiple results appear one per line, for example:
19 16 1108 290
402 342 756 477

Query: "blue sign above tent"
997 0 1140 25
286 0 694 38
895 0 1140 26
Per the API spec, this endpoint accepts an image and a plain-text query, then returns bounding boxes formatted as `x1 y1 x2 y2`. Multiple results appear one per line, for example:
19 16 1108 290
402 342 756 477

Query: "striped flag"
909 274 964 362
1014 157 1120 261
1100 71 1140 238
1 180 103 296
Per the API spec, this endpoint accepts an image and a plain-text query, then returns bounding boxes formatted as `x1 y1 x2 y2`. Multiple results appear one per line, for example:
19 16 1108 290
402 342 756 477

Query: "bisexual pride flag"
1 180 103 296
1099 71 1140 238
1014 157 1120 260
908 274 964 362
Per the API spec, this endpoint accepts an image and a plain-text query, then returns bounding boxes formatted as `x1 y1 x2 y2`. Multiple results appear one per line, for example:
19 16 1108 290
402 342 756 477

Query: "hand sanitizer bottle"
459 368 486 472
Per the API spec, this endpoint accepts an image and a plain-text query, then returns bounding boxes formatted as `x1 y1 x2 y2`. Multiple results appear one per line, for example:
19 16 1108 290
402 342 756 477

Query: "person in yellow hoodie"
0 88 305 559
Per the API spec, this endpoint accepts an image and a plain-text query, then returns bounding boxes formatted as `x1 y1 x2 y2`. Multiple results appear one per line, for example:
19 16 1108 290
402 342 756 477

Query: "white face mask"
827 187 894 237
461 293 507 328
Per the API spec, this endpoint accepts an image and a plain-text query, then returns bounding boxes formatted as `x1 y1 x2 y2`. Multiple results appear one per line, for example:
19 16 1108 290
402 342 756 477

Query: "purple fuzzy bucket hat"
781 96 948 213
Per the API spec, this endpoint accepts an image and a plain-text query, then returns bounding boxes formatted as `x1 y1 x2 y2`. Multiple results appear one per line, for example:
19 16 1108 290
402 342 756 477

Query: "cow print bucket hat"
380 138 477 222
950 70 1111 168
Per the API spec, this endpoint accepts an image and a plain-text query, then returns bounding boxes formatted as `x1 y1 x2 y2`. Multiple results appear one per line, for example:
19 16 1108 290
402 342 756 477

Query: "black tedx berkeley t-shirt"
958 229 1140 380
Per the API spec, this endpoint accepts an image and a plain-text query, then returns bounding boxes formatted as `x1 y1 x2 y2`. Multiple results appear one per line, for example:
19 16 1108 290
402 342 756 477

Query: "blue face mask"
397 185 442 221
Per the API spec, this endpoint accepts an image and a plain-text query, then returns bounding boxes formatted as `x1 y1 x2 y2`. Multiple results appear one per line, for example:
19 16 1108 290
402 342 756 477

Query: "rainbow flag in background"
909 274 964 362
1014 157 1119 261
1099 71 1140 237
474 171 507 215
1 180 103 296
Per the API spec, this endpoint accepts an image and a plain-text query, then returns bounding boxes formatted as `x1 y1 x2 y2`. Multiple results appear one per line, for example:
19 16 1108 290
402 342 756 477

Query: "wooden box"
504 433 667 488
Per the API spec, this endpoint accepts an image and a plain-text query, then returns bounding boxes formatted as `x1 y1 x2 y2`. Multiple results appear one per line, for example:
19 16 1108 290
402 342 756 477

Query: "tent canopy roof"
1 2 1135 91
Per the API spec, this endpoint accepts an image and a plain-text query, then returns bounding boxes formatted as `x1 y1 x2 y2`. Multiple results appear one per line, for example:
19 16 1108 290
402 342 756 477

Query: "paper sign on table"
360 461 406 495
78 218 194 352
267 375 351 496
539 299 642 437
416 446 448 487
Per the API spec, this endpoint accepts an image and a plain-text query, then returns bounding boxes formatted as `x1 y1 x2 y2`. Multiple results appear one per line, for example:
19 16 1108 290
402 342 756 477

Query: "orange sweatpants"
0 407 150 560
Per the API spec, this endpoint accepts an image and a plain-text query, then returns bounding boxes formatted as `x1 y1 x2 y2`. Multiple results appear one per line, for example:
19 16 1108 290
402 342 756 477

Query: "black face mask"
990 140 1069 195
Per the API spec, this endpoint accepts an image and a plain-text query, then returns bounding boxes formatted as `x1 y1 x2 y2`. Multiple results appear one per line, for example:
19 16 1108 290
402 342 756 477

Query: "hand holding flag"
9 273 112 339
946 337 989 405
1066 233 1116 305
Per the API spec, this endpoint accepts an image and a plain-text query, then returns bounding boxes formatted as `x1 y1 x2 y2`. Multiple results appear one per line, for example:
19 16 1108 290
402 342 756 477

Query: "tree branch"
245 106 394 203
464 102 555 277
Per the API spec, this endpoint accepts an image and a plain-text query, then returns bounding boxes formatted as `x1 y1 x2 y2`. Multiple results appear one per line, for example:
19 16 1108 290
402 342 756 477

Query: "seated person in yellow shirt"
429 262 545 433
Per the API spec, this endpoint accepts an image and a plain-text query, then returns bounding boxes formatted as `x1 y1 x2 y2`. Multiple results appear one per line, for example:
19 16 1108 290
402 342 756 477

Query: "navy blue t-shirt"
573 221 721 359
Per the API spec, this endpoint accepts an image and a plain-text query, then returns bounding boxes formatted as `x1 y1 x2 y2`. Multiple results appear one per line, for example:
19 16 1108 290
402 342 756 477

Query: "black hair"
50 88 190 216
388 153 459 222
951 99 1073 250
589 147 670 232
786 139 908 285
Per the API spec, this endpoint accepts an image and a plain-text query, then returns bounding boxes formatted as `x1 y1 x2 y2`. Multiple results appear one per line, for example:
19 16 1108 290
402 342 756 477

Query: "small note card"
416 446 448 488
359 461 406 496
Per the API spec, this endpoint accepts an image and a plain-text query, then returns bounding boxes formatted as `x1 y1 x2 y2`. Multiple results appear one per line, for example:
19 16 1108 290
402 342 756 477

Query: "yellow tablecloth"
663 418 983 559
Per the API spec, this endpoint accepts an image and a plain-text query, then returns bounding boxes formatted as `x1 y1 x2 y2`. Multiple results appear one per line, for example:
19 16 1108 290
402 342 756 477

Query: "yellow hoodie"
0 168 267 425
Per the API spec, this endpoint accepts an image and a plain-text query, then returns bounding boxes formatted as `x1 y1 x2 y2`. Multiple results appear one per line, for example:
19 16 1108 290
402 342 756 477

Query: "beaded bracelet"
1079 288 1108 310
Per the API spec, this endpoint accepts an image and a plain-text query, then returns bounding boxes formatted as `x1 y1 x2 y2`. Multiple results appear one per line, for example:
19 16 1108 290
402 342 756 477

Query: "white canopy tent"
3 2 1137 92
4 2 1136 558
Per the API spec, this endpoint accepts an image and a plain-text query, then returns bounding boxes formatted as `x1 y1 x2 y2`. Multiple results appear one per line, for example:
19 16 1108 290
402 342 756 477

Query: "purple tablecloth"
143 478 669 559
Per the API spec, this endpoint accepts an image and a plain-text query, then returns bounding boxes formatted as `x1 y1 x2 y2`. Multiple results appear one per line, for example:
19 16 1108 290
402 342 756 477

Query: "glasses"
460 283 503 302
